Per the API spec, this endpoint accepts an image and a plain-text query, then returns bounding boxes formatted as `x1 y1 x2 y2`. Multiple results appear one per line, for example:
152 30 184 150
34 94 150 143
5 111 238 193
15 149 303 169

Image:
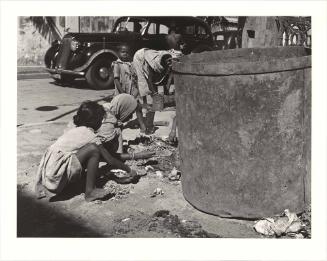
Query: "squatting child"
34 100 137 202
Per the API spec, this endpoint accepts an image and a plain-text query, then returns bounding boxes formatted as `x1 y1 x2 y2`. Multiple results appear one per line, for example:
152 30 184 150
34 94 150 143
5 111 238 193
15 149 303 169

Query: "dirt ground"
17 110 265 238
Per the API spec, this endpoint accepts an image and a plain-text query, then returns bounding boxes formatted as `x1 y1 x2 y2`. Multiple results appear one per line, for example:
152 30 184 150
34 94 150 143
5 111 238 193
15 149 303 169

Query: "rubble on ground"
113 210 221 238
103 180 132 200
124 136 181 183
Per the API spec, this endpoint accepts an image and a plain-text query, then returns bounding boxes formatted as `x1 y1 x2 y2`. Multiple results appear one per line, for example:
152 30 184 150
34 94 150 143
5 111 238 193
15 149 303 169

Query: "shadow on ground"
17 190 103 237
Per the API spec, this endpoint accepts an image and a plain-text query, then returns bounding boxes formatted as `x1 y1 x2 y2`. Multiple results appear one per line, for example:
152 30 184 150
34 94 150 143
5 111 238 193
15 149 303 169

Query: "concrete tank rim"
173 46 311 76
179 46 310 62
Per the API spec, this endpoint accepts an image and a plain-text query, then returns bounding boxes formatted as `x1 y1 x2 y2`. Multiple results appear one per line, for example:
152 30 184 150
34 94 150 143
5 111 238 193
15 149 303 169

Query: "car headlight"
70 38 80 51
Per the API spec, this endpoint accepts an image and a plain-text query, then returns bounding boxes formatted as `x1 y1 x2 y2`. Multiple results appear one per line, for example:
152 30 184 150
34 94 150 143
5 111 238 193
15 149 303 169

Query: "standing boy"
112 44 146 133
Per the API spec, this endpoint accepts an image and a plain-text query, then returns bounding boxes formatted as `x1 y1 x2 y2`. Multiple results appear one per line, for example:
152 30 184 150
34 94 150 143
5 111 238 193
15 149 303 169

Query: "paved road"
17 78 113 126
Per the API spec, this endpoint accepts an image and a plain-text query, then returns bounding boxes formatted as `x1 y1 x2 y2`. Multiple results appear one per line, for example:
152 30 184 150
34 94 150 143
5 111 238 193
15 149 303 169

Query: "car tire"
85 56 115 90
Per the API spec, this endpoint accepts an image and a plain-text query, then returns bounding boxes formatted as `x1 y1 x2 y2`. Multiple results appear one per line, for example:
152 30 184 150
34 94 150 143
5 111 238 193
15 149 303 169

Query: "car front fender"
74 49 118 72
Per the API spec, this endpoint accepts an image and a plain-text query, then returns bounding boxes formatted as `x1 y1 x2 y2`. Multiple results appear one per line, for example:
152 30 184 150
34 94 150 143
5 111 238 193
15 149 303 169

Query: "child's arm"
98 144 132 173
114 78 124 94
113 64 124 94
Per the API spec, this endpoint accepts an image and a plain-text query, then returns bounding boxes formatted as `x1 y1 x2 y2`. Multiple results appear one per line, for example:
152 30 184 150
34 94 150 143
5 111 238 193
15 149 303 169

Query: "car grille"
55 37 72 69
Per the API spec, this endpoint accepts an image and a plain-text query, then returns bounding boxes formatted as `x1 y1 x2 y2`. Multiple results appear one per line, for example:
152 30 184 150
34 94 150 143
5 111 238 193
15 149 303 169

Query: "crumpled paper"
168 167 181 181
150 188 164 197
253 209 305 237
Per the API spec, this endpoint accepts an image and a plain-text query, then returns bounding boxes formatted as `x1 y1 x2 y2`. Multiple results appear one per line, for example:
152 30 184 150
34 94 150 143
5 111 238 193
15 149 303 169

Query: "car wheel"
85 56 115 90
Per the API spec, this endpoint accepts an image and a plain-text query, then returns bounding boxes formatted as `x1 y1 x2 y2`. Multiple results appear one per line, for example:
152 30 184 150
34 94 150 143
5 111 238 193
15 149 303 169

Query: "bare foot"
85 188 109 202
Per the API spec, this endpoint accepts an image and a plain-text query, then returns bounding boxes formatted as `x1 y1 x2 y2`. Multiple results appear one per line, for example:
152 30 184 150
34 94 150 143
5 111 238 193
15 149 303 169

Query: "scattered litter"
93 200 102 204
253 209 306 238
124 136 180 183
145 165 155 172
113 210 220 238
156 171 163 178
286 220 303 233
122 218 131 222
150 187 164 197
293 233 304 239
137 169 147 177
253 218 275 236
148 210 220 238
168 167 181 181
111 169 127 174
104 180 131 200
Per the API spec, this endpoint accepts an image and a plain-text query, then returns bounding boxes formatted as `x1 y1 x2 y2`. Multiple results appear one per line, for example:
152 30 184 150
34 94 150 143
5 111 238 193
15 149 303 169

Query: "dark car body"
44 16 214 90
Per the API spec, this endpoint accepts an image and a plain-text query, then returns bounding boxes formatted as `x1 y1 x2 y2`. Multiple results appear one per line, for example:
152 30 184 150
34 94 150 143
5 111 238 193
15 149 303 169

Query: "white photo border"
1 1 327 260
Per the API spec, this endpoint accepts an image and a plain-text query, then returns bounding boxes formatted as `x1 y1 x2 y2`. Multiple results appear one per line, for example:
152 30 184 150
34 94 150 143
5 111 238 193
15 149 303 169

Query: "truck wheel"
85 56 115 90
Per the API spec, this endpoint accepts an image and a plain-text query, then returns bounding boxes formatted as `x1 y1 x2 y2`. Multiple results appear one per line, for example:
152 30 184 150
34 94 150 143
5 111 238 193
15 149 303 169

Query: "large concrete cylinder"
173 47 311 218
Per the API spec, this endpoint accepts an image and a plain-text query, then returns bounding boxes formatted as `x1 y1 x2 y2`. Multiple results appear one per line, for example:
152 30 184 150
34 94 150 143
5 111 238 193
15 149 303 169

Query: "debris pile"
113 210 220 238
253 208 311 238
148 210 219 238
126 136 181 182
103 180 132 200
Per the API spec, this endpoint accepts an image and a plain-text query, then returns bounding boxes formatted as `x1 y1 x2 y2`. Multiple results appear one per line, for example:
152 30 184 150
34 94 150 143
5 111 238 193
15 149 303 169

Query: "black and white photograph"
1 1 327 261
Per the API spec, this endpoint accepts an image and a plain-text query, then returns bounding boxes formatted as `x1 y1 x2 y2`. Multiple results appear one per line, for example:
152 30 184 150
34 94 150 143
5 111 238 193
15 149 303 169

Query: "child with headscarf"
99 93 154 160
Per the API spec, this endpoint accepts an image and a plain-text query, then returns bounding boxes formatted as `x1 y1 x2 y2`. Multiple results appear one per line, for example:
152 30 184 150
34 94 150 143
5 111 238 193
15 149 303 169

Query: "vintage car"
44 16 214 90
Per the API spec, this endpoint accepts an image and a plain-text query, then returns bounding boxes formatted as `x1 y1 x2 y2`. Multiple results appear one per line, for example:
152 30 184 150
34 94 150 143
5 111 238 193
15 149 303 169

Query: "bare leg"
75 143 108 202
168 115 177 142
135 104 147 133
145 111 156 134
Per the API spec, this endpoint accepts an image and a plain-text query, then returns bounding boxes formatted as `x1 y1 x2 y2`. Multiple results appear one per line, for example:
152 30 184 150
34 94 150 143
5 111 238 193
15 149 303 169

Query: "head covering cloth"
105 93 137 121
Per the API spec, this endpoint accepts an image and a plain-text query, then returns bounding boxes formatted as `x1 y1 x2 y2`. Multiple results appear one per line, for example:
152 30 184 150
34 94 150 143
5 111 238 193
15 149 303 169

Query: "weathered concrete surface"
17 78 260 238
173 47 311 218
